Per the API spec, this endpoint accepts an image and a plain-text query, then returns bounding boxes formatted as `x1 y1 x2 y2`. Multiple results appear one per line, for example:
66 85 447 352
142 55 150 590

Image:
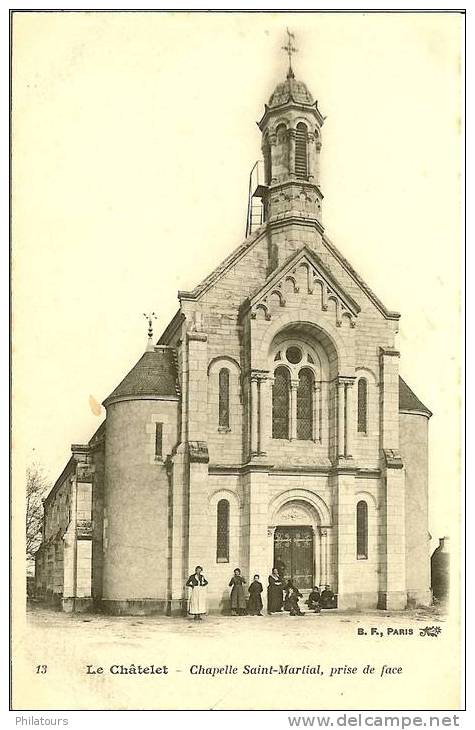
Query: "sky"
12 11 462 549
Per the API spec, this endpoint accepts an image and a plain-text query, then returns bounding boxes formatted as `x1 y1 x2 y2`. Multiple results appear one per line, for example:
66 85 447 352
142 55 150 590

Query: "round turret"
101 345 180 614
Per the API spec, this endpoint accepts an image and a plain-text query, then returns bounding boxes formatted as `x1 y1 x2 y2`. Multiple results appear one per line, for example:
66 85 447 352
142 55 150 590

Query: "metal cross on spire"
143 312 157 351
282 28 298 77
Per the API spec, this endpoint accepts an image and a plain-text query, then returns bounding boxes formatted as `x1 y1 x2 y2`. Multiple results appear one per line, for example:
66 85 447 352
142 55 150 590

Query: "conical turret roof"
103 347 179 406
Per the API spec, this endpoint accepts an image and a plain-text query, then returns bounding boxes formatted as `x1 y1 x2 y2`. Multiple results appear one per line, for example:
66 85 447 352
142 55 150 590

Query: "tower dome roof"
268 70 314 108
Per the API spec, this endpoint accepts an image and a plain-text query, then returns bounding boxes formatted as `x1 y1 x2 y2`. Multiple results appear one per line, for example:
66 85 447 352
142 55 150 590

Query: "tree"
26 463 50 572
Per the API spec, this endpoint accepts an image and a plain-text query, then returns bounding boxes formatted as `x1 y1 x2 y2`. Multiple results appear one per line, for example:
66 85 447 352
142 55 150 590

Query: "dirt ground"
13 601 455 711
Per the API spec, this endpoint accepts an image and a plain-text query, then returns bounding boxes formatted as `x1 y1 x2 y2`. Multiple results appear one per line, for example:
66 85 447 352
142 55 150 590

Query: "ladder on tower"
246 160 268 238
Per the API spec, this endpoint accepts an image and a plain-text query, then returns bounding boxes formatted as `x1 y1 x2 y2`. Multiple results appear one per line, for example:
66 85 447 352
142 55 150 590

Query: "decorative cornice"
267 215 325 235
70 444 89 455
399 408 432 420
337 375 357 386
208 464 246 475
250 369 270 382
187 331 208 343
258 101 325 130
330 461 359 475
380 347 400 358
355 468 382 478
104 393 180 408
208 462 382 478
267 179 324 198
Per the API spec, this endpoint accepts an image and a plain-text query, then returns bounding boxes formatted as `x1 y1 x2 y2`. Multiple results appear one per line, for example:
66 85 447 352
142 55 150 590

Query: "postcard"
11 10 463 712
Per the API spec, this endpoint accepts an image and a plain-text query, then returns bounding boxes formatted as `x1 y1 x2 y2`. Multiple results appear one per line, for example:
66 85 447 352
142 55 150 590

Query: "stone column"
313 382 321 442
251 370 271 457
267 526 276 576
337 380 345 457
250 375 259 456
320 381 328 449
268 132 278 184
258 375 271 456
307 132 316 182
290 379 299 440
320 528 328 586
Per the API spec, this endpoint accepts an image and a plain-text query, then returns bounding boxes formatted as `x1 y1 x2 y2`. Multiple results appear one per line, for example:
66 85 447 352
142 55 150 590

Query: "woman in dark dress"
229 568 247 615
248 574 263 616
267 567 284 614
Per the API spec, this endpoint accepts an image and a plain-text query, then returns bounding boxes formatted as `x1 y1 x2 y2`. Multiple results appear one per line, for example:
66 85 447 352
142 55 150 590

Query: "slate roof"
103 348 179 405
268 71 314 108
399 377 432 417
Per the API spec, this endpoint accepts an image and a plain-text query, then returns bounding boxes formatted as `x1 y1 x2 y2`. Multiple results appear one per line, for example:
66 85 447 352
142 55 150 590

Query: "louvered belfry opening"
295 122 308 179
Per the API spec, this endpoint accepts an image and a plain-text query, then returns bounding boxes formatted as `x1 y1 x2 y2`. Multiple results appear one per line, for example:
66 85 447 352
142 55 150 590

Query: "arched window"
356 501 368 560
295 122 308 179
272 366 290 439
216 499 230 562
218 368 230 429
297 368 314 440
357 378 368 434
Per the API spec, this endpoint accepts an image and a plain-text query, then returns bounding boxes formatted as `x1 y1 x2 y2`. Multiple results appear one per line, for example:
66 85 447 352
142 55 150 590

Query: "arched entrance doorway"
274 526 314 589
268 491 332 591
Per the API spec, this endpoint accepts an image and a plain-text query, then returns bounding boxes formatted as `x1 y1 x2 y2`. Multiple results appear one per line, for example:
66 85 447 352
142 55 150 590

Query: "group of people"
185 565 336 620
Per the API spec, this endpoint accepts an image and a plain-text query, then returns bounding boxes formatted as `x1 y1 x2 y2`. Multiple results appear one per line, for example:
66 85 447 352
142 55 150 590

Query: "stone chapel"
35 45 433 614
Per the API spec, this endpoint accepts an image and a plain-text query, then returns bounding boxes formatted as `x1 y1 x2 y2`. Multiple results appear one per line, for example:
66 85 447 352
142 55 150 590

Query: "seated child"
288 584 305 616
283 579 294 612
320 585 337 609
306 586 321 613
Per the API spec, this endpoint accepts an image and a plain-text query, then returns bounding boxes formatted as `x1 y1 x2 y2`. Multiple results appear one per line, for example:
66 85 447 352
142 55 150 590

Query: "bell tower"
254 32 325 254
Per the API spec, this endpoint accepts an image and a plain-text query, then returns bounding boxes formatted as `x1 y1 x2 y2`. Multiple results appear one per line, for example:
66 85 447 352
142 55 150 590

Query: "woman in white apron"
186 566 208 620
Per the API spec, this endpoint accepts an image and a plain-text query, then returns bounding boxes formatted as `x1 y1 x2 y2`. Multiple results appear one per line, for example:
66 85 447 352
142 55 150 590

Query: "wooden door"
274 526 314 589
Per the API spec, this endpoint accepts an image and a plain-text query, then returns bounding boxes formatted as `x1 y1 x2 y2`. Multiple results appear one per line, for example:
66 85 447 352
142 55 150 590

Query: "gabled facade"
35 56 432 614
